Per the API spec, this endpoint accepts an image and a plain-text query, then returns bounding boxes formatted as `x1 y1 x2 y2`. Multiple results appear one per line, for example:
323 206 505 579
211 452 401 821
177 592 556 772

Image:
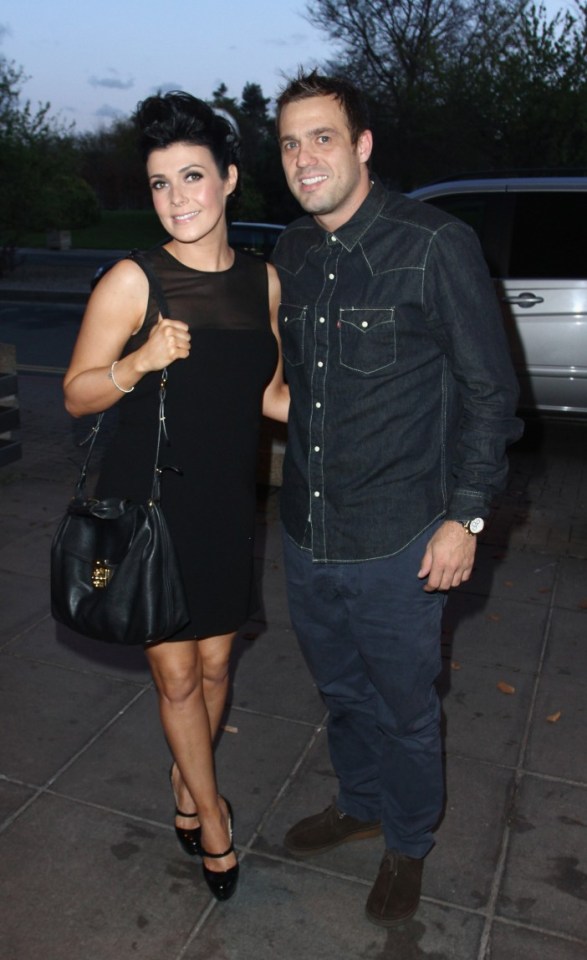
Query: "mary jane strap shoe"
174 806 202 858
201 798 239 902
169 764 202 857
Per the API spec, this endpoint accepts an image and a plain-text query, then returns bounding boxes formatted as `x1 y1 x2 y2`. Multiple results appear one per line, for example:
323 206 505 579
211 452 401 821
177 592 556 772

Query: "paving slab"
0 569 52 643
0 473 73 523
441 593 548 674
251 554 293 628
0 777 36 825
213 708 320 845
0 654 146 784
498 776 587 940
425 755 513 910
180 853 486 960
554 557 587 610
0 793 210 960
440 660 535 765
0 522 55 578
489 922 587 959
5 616 153 682
524 674 587 782
52 689 317 846
458 544 558 603
229 621 324 724
543 607 587 682
253 493 283 563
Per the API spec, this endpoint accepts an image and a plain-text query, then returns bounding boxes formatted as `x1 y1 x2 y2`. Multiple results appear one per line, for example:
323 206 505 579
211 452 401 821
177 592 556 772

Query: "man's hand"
418 521 477 592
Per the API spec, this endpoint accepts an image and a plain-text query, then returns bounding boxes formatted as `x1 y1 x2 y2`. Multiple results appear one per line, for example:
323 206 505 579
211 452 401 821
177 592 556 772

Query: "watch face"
468 517 485 534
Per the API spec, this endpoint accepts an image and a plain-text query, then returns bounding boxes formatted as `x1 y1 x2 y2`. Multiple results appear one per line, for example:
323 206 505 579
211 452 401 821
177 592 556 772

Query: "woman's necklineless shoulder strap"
127 249 169 317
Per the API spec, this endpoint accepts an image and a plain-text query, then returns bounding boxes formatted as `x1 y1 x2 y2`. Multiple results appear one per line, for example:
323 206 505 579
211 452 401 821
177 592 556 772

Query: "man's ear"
357 129 373 165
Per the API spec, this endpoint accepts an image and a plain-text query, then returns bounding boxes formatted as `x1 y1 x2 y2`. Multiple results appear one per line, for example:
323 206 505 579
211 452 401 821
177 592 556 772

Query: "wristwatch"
462 518 485 535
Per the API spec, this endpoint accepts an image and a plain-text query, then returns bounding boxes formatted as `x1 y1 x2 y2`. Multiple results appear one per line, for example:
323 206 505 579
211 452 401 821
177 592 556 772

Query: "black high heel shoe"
169 765 202 857
201 798 239 902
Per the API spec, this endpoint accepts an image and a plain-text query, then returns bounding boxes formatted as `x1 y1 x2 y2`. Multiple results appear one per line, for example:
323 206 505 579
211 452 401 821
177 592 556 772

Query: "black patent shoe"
201 798 239 902
169 765 202 857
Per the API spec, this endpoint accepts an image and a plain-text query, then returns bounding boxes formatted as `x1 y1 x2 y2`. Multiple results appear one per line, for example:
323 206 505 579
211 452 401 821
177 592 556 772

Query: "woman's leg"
167 632 235 822
199 631 235 740
145 633 236 872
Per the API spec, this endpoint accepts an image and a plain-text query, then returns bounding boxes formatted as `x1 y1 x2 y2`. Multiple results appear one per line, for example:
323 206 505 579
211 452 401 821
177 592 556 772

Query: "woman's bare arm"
261 263 289 423
63 259 190 417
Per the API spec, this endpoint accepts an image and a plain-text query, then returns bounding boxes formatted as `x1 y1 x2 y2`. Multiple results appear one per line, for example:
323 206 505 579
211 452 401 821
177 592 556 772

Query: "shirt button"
283 316 288 323
319 316 326 323
315 402 321 408
362 321 368 328
317 361 324 368
314 491 320 497
314 445 320 452
328 273 335 280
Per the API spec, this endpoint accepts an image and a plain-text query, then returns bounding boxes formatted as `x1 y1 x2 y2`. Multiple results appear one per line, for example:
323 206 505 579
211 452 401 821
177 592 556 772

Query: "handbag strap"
128 249 170 317
75 249 172 503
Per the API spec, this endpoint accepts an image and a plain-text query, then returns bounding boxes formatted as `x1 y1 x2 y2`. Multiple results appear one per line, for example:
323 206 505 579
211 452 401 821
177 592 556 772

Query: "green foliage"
0 54 100 249
20 210 167 251
75 118 149 210
306 0 587 188
41 174 101 230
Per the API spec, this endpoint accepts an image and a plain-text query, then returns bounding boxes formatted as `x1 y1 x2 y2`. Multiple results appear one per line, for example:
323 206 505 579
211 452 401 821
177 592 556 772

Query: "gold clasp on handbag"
92 561 113 589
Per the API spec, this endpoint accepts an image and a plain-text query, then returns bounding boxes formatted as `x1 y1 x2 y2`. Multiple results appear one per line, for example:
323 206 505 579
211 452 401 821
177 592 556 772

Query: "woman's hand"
142 315 191 370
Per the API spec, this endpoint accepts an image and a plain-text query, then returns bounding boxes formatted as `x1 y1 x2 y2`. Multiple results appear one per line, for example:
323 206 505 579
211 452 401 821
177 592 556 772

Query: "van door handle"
501 291 545 308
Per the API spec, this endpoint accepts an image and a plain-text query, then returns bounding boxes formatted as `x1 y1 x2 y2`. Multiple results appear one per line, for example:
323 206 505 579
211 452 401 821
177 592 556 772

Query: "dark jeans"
283 527 446 858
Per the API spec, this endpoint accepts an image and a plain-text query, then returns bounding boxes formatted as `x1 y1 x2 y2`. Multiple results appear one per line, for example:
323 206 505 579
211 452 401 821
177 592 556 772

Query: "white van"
409 177 587 416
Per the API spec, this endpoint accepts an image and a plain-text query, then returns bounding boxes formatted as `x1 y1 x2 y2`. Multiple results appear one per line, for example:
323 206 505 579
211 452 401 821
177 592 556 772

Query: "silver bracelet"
108 360 134 394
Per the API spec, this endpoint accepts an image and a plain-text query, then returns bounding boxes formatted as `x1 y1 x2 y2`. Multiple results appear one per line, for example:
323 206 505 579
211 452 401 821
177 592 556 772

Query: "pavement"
1 256 587 960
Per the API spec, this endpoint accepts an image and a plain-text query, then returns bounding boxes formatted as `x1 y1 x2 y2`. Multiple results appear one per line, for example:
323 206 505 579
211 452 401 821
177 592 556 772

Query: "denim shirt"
272 178 523 562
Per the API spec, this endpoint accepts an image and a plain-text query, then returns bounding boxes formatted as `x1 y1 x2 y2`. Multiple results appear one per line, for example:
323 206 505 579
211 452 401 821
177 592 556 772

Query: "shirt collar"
311 175 390 253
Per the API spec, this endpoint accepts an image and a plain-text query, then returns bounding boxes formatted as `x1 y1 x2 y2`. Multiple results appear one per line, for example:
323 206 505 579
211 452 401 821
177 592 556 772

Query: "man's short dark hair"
276 70 370 145
134 91 240 182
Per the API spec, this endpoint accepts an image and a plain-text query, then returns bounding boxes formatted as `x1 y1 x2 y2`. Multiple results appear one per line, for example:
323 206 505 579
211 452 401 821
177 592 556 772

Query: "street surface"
0 301 83 373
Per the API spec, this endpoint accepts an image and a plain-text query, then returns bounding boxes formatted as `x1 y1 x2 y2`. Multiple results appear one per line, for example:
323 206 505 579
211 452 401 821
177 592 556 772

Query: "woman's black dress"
96 247 278 639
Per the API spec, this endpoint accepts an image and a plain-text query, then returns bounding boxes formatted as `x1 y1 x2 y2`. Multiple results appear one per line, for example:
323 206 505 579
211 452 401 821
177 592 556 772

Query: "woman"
63 92 288 902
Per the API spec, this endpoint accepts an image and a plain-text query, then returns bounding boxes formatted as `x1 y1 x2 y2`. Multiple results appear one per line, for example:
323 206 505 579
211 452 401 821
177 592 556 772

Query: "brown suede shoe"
365 849 424 927
284 801 382 858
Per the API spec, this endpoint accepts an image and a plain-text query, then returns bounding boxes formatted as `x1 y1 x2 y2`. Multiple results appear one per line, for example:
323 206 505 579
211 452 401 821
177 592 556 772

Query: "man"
271 71 523 928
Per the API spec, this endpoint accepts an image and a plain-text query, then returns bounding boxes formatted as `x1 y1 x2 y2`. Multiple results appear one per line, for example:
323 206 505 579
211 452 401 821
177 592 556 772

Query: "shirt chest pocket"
338 308 396 374
279 303 307 367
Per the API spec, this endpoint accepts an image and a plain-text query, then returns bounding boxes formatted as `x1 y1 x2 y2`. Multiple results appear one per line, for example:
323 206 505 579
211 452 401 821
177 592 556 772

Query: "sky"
1 0 335 133
1 0 576 135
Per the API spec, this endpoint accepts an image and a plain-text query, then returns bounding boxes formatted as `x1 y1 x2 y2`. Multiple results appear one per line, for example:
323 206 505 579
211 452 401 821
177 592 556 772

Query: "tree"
305 0 587 188
42 174 101 231
469 4 587 170
76 118 148 210
0 55 99 262
210 81 296 222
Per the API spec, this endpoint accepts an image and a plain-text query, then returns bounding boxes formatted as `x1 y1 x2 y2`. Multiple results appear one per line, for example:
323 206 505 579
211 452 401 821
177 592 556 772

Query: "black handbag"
50 252 190 645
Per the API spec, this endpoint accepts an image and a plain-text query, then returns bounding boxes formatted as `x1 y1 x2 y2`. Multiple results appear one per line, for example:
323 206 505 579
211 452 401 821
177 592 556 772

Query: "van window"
425 193 506 276
509 193 587 280
425 194 489 238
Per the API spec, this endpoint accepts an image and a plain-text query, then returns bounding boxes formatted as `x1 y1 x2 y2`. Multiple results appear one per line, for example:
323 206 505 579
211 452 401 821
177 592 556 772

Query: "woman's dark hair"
134 91 240 182
276 70 370 145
